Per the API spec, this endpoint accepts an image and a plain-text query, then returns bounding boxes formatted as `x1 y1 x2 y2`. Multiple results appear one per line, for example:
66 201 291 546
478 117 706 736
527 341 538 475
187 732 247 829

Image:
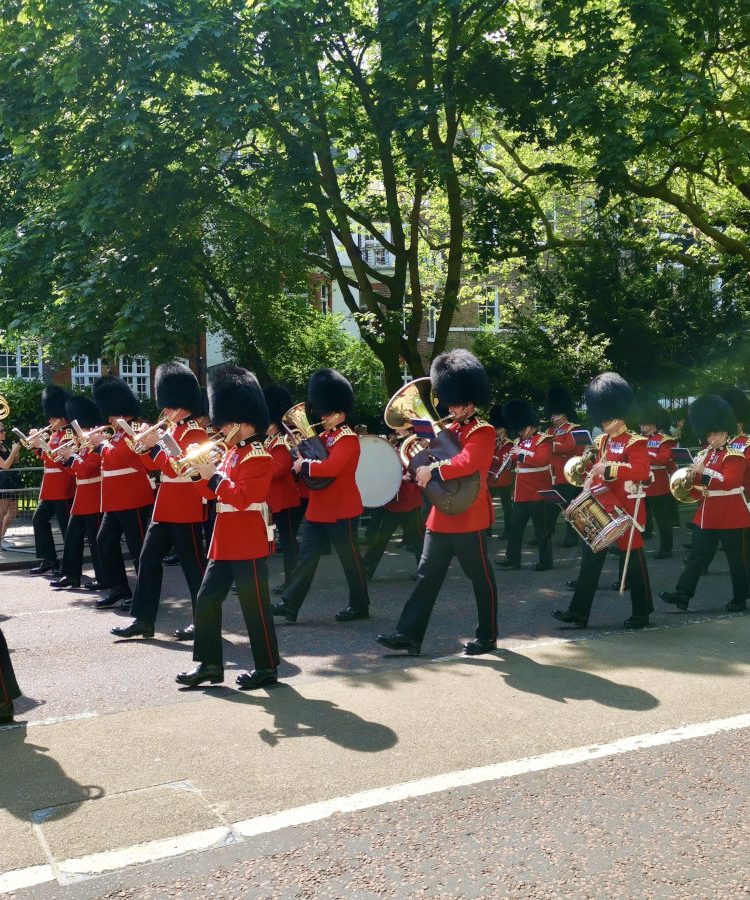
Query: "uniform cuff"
208 473 224 492
700 472 711 486
149 445 161 459
604 464 618 481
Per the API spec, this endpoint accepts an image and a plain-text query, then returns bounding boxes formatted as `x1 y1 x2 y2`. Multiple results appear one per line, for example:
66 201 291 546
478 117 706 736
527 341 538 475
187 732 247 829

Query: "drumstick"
619 490 643 595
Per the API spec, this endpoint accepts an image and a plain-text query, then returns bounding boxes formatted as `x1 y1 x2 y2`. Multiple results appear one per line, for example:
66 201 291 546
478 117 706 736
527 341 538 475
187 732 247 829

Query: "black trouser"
398 529 498 644
61 513 103 582
490 487 513 536
193 558 279 671
274 505 303 584
547 483 581 543
32 498 70 562
362 508 424 576
644 493 674 553
0 627 20 706
282 516 369 614
203 500 216 550
675 527 747 606
505 501 553 567
130 521 206 623
569 544 653 621
97 505 152 592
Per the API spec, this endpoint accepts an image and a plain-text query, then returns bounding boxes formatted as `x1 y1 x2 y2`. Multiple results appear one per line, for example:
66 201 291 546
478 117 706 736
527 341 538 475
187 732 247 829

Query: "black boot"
236 668 278 690
175 663 224 687
111 619 154 639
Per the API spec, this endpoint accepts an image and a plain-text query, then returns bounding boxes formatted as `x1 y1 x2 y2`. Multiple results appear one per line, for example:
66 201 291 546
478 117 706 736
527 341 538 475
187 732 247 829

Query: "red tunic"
546 421 581 486
429 418 495 534
512 432 553 503
644 432 676 497
385 477 423 513
97 428 155 512
488 438 515 489
690 446 750 530
141 419 209 523
37 429 76 501
300 426 363 523
199 440 274 560
588 431 650 550
265 434 301 514
68 450 102 516
728 433 750 495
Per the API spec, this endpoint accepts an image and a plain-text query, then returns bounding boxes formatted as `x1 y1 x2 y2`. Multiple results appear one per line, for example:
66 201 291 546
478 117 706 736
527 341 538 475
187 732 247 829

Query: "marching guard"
487 405 514 539
176 366 281 690
0 626 21 725
272 369 370 623
29 386 75 575
636 392 676 559
545 385 582 548
377 349 498 656
552 372 653 630
112 362 209 640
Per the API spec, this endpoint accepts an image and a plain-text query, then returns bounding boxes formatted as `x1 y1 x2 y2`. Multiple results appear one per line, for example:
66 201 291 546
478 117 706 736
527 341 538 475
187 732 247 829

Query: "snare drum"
563 490 631 553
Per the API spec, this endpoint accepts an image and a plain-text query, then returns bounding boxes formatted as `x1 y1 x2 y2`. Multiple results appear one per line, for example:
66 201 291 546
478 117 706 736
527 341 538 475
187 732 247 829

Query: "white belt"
76 477 101 486
705 488 744 497
216 502 267 514
102 467 138 478
517 466 550 474
651 465 666 470
160 473 194 484
44 467 64 474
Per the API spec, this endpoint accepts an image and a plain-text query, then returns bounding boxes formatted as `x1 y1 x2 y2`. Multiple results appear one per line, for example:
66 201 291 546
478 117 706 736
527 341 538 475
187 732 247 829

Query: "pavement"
1 518 749 897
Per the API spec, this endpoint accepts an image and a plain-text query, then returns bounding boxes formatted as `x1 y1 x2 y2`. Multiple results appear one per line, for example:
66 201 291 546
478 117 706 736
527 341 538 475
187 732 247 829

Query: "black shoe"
376 632 421 655
176 663 224 687
50 575 80 589
30 560 57 575
236 668 278 690
84 580 107 591
0 700 14 725
271 602 297 623
111 619 154 639
162 553 180 566
496 560 521 570
335 606 369 622
174 623 195 641
551 609 587 628
271 584 286 595
463 639 497 656
725 600 748 613
653 550 673 560
623 616 649 630
565 579 578 590
534 563 553 572
95 588 132 609
659 591 689 610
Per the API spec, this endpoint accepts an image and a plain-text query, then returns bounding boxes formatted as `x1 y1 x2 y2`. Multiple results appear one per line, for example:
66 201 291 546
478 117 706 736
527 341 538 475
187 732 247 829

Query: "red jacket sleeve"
270 443 293 480
625 438 651 483
708 453 746 490
438 426 495 481
214 456 273 508
70 450 101 478
303 434 358 478
552 430 577 457
654 438 676 467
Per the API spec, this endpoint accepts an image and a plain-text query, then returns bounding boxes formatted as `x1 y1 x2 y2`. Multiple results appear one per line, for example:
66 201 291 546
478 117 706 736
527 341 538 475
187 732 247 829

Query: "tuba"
280 402 333 490
669 447 711 504
384 378 480 515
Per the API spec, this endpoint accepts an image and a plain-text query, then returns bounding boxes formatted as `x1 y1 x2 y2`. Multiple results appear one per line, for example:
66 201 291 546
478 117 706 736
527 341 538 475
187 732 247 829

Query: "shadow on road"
461 650 659 710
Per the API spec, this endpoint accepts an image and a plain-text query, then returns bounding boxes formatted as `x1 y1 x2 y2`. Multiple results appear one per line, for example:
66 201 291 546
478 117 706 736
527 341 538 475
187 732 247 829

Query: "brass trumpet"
132 416 173 455
172 426 238 479
70 420 114 450
12 424 54 451
563 444 598 487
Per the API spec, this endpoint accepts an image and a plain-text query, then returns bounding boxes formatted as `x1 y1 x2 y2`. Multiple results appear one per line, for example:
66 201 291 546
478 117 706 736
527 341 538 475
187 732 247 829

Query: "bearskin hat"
689 394 737 440
209 366 269 432
501 398 539 431
307 369 354 418
154 362 202 414
584 372 633 426
430 349 489 408
634 391 665 428
65 395 104 430
41 385 68 419
263 383 293 427
200 387 209 418
719 386 750 431
93 375 141 419
488 403 507 429
546 384 576 421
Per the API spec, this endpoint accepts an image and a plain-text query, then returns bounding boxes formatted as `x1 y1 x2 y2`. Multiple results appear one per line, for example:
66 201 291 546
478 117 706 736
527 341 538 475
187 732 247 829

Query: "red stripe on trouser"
347 519 366 596
252 560 277 667
477 532 497 640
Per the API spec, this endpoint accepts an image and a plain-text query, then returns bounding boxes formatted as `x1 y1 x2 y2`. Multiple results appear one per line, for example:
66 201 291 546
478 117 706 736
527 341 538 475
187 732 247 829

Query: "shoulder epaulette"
264 434 285 451
594 434 606 449
536 432 552 443
466 418 494 438
725 446 745 458
184 420 203 432
330 425 357 445
239 441 272 462
626 432 648 445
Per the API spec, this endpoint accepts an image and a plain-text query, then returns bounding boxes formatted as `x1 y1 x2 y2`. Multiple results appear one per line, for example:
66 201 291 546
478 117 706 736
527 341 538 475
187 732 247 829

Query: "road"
1 527 749 897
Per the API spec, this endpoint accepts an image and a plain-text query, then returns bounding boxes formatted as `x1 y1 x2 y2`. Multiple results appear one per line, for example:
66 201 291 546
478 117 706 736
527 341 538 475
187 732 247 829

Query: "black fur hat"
719 386 750 431
488 404 507 429
430 349 490 408
263 383 293 427
584 372 633 426
689 394 737 439
209 366 269 432
155 362 202 414
635 391 664 428
41 385 68 419
65 395 104 429
308 369 354 418
200 388 209 418
501 398 539 431
546 384 576 421
93 375 141 419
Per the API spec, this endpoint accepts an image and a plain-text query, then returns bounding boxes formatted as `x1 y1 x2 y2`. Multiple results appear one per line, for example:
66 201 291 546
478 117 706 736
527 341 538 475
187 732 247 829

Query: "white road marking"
2 711 749 893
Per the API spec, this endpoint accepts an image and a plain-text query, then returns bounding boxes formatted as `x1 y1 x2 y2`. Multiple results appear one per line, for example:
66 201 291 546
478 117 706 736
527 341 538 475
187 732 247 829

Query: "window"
478 288 501 332
119 355 151 397
71 355 102 388
0 345 43 381
172 357 190 368
319 282 331 314
374 247 388 267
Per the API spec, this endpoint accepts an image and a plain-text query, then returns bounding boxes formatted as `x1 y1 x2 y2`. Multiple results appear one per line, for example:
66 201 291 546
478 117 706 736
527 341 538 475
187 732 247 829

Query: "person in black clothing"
0 626 21 725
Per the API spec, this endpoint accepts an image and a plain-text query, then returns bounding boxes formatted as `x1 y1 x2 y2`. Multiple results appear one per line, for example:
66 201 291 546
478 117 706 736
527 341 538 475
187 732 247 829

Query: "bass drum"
355 435 403 508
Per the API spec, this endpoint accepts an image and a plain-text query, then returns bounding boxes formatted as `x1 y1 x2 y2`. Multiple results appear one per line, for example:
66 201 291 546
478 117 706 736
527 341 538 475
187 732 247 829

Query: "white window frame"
0 345 43 381
478 287 501 332
319 282 331 315
119 355 151 398
71 355 102 388
427 307 437 342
